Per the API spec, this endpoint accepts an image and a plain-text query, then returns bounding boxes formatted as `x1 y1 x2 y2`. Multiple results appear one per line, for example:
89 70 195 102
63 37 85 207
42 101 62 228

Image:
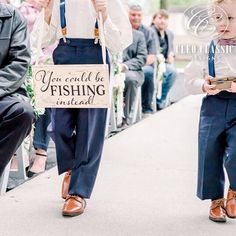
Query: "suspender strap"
60 0 99 43
59 1 106 64
94 19 100 44
60 0 67 41
208 40 216 77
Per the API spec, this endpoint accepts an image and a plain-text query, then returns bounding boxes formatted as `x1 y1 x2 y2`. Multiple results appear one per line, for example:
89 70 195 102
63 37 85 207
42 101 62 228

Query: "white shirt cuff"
103 16 123 53
193 79 205 94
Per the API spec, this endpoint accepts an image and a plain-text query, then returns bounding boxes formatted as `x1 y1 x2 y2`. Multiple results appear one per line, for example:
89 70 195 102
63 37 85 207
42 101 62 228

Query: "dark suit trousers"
124 70 144 124
197 95 236 200
52 39 109 199
0 94 35 175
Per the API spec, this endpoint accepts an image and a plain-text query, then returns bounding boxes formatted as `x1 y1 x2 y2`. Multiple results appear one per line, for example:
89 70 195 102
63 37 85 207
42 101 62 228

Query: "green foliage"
153 0 209 9
111 54 121 76
24 65 42 118
169 0 204 7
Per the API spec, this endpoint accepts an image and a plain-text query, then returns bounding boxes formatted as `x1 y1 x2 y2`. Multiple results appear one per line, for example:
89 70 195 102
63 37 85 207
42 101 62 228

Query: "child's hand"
40 0 54 24
202 76 221 95
226 82 236 93
91 0 108 23
34 0 49 8
166 52 175 64
119 63 128 73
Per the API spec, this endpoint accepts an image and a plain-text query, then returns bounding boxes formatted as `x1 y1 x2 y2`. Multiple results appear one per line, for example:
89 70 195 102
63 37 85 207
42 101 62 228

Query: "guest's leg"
28 108 51 175
124 71 144 124
0 95 34 175
33 108 51 151
157 64 177 109
142 65 154 113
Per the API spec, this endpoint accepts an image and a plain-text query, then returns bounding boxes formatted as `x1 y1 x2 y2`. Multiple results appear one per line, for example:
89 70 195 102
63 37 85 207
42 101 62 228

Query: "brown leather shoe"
209 198 226 223
62 195 86 217
61 171 71 199
226 189 236 218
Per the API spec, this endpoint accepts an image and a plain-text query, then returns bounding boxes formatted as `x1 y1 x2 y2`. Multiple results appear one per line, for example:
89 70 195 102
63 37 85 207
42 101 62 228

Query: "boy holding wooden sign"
32 0 132 217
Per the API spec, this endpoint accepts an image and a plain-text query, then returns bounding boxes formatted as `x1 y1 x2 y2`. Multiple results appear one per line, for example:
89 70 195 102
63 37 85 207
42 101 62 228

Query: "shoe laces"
66 195 86 208
211 198 225 209
66 195 83 202
231 192 236 199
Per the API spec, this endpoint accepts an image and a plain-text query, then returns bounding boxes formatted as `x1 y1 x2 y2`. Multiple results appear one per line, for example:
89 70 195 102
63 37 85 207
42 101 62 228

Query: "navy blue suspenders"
208 40 216 77
59 0 100 43
60 0 67 40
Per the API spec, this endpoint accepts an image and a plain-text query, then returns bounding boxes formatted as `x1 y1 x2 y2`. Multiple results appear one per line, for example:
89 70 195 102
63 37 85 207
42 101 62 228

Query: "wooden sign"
32 64 110 108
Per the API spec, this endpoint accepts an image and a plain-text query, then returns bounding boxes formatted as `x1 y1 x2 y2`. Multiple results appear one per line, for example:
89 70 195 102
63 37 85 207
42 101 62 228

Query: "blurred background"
5 0 217 96
4 0 216 91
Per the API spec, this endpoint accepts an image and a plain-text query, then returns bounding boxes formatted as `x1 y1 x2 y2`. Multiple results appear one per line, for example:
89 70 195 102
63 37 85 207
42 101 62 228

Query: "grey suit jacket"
151 26 174 58
122 29 147 71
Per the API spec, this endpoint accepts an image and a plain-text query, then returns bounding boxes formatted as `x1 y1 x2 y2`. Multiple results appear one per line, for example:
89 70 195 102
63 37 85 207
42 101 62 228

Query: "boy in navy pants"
185 0 236 223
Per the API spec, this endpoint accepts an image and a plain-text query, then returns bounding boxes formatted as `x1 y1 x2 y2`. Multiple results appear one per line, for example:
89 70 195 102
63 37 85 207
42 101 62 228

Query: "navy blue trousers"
142 65 154 113
52 39 109 198
156 64 177 109
197 95 236 200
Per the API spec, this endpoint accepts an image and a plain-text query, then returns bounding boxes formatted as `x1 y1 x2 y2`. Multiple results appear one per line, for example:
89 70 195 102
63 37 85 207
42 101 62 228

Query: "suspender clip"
61 27 67 43
94 19 100 44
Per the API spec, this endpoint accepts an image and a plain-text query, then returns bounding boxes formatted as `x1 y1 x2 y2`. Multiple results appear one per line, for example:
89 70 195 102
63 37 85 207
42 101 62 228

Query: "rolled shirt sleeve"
30 1 59 53
104 15 132 53
31 0 132 56
106 0 133 53
184 59 206 94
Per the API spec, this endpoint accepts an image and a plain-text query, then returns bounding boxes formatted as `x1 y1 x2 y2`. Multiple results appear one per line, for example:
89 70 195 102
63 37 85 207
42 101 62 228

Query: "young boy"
185 0 236 223
33 0 132 217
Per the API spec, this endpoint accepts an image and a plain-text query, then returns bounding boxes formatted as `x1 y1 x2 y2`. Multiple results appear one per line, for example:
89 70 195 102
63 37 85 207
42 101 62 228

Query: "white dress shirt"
31 0 132 54
185 41 236 94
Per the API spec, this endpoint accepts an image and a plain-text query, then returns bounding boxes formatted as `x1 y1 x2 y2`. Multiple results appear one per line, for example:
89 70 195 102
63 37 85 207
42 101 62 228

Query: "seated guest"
19 0 55 177
152 9 177 110
0 3 35 176
120 29 147 125
128 3 157 115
